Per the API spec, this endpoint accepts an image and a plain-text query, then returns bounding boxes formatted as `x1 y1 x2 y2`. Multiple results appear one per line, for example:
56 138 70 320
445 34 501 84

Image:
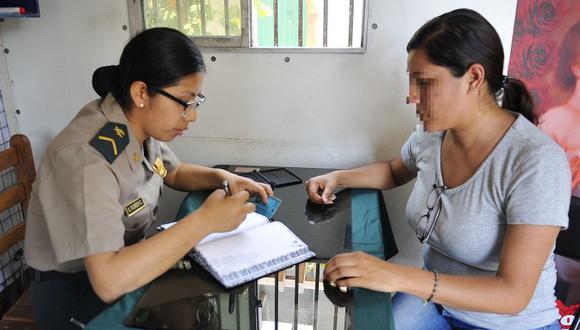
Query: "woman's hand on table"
305 172 339 204
324 251 402 293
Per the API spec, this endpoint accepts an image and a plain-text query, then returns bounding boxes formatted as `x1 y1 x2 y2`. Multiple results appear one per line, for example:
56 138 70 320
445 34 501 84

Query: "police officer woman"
23 27 272 329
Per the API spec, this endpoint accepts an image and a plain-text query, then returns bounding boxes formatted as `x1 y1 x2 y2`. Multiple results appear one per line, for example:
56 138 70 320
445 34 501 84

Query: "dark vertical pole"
235 294 241 330
152 0 159 26
293 265 299 330
273 0 279 46
176 0 183 30
333 305 339 330
348 0 354 47
323 0 328 47
313 263 320 330
298 0 303 47
200 0 207 35
275 274 279 330
224 0 230 35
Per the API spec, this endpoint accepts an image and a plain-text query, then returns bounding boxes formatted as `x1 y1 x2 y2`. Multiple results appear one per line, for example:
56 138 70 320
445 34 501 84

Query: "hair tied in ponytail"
92 65 120 98
500 75 509 90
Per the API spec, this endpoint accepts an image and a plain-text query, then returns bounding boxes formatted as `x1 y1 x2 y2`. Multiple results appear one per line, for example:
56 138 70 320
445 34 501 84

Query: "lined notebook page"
197 212 269 245
191 221 315 288
159 212 269 243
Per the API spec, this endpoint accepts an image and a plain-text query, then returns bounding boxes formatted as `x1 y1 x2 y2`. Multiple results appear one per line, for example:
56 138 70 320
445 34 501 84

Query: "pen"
222 180 232 196
69 317 86 328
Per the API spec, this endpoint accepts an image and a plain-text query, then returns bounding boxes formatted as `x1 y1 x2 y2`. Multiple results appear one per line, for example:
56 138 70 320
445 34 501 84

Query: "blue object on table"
85 287 147 330
175 190 211 221
253 195 282 219
351 189 395 330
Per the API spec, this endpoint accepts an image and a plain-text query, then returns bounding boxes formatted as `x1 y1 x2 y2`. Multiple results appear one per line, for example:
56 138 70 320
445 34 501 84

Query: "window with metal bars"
129 0 368 51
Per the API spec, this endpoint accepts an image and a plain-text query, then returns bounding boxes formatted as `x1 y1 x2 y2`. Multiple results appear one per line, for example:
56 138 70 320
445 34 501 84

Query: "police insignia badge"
153 157 167 178
124 196 147 217
133 151 141 163
90 122 130 164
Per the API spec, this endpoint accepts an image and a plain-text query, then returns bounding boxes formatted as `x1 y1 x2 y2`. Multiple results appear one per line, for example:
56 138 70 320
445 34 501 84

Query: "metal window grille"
259 0 363 48
131 0 367 51
184 261 348 329
255 262 350 330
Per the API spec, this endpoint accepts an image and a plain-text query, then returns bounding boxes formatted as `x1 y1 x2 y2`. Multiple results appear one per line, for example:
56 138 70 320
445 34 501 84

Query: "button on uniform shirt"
24 94 181 273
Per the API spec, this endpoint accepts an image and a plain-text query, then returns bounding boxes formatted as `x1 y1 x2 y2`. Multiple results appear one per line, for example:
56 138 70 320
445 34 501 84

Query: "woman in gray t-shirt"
306 9 570 330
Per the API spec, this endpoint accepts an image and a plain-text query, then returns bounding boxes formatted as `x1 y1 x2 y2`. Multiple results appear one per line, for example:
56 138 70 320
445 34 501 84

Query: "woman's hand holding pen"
218 170 274 203
305 172 339 204
197 188 256 233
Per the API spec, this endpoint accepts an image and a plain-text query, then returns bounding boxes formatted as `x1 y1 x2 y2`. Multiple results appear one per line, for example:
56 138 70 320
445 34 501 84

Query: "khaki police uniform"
24 93 180 272
23 94 182 328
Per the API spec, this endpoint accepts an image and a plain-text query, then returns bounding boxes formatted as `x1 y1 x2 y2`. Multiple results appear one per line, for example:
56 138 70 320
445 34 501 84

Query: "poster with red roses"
508 0 580 197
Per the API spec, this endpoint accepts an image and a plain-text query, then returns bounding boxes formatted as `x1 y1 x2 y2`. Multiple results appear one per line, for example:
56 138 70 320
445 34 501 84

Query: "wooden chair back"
0 134 35 256
0 135 36 328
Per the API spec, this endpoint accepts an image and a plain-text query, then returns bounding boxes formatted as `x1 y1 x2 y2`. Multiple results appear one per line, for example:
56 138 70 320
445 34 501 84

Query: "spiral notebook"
179 213 315 288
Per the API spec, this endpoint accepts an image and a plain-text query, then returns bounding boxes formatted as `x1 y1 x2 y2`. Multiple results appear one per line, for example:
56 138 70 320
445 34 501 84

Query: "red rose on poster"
510 36 557 80
527 0 570 35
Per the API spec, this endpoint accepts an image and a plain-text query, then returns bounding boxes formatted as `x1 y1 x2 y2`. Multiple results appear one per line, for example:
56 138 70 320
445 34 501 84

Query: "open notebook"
161 213 315 288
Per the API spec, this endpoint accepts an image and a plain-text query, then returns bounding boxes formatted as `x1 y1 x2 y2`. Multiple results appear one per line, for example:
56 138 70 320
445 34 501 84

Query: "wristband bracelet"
423 270 439 305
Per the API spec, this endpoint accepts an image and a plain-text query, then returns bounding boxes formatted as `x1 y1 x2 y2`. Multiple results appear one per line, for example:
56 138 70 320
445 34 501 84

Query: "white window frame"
127 0 369 53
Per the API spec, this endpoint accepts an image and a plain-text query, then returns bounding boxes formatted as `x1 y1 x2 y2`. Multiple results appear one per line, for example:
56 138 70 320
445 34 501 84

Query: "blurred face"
406 49 467 132
142 72 205 142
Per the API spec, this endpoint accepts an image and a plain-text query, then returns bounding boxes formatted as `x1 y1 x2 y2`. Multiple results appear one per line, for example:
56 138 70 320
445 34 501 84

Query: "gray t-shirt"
401 114 571 329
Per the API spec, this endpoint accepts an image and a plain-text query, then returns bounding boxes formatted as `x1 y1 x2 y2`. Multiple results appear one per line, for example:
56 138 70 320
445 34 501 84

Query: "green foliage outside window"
144 0 241 37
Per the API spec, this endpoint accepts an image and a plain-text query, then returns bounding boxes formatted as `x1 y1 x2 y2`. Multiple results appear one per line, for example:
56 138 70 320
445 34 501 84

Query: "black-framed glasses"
150 88 206 117
416 184 447 244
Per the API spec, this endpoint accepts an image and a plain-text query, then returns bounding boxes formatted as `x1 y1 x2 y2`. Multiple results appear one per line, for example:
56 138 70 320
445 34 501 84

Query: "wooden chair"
0 135 37 329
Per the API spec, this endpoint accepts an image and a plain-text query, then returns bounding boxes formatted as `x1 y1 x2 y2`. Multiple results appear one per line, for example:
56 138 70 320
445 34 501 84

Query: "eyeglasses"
416 184 447 244
150 88 206 117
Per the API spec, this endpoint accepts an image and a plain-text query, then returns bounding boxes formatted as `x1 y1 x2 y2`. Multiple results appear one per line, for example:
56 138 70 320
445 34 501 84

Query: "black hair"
555 21 580 91
92 27 205 110
406 8 536 124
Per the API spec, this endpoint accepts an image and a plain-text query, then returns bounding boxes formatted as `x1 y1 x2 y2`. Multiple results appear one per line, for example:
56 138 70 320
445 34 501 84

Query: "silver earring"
139 103 144 108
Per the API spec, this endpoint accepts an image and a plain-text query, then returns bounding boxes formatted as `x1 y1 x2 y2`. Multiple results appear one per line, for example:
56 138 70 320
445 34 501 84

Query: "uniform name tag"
124 196 146 217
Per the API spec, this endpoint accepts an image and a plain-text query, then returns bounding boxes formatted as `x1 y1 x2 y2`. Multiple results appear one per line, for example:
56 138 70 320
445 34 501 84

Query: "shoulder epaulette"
89 122 129 164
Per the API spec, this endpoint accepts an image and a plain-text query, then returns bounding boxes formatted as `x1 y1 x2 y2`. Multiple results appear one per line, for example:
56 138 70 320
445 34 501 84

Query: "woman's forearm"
336 159 412 190
166 163 225 191
84 210 210 303
395 264 531 315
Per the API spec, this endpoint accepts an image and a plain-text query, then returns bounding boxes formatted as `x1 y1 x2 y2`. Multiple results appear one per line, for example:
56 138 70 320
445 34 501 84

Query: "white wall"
0 0 517 268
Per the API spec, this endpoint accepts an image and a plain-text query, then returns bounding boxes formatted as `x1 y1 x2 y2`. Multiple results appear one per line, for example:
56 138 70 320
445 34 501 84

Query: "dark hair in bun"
92 65 119 98
92 27 205 109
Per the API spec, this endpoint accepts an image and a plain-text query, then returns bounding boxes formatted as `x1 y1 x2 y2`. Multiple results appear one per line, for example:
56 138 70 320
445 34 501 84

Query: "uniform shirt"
401 114 571 329
24 94 180 273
